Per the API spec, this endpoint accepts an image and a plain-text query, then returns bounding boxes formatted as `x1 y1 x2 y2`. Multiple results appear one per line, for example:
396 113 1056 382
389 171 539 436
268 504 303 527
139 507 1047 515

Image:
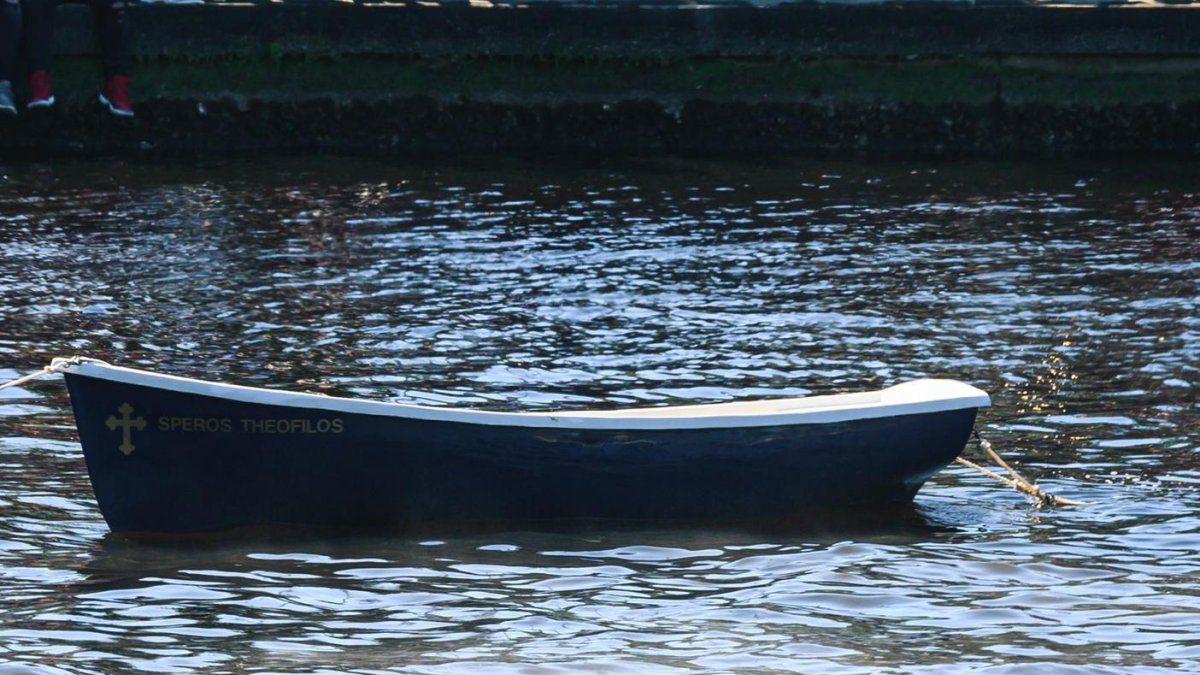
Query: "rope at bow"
0 356 107 392
955 431 1087 508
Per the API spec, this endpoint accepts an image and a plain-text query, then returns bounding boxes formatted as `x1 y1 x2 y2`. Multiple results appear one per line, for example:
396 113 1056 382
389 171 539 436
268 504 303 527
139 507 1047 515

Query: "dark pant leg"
1 0 20 81
20 0 56 74
89 0 129 78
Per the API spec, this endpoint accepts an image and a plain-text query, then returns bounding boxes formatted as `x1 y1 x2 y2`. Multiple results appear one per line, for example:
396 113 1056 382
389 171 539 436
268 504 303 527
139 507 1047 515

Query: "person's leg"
91 0 129 78
0 0 18 114
91 0 132 116
21 0 55 74
21 0 56 107
0 0 19 82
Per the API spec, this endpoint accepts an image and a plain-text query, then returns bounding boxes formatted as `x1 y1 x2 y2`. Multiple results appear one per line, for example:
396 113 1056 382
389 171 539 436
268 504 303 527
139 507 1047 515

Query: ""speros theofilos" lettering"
157 416 344 434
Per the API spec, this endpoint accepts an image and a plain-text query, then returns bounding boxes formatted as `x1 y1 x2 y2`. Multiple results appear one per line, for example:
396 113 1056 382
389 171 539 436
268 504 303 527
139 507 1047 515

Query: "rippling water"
0 158 1197 673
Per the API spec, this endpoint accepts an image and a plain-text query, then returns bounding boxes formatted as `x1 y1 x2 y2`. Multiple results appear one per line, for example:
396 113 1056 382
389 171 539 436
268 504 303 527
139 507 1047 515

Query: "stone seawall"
2 4 1198 159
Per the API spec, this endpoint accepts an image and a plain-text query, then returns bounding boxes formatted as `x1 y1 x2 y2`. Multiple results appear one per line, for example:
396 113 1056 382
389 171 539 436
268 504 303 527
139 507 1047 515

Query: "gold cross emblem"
106 402 146 456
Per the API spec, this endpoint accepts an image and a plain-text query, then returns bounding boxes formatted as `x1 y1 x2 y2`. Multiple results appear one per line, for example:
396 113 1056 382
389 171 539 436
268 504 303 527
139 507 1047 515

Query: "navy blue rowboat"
61 360 990 534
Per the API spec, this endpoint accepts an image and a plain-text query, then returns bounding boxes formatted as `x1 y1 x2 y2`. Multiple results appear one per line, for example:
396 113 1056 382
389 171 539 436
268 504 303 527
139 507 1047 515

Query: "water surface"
0 158 1197 673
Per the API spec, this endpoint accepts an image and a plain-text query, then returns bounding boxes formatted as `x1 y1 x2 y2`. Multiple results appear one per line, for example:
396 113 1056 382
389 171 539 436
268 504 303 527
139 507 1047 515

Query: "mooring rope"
956 430 1087 508
0 356 107 392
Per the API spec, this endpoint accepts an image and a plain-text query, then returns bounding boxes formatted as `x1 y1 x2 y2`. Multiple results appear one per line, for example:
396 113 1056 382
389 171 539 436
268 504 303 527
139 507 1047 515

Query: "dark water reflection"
0 158 1197 672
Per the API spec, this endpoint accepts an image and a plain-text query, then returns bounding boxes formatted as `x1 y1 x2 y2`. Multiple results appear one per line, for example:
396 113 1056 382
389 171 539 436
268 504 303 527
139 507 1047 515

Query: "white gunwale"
65 361 990 431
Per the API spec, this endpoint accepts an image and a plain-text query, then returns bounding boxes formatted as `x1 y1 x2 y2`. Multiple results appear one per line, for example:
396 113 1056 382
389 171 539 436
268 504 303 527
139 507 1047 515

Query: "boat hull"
65 371 978 534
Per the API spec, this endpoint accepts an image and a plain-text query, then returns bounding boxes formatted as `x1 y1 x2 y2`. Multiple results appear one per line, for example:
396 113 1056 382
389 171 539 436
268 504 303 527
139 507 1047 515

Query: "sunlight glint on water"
0 158 1197 673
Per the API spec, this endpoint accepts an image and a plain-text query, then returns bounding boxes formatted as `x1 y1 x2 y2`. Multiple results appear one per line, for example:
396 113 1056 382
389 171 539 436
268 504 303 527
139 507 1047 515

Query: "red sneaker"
27 70 54 109
99 75 135 117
